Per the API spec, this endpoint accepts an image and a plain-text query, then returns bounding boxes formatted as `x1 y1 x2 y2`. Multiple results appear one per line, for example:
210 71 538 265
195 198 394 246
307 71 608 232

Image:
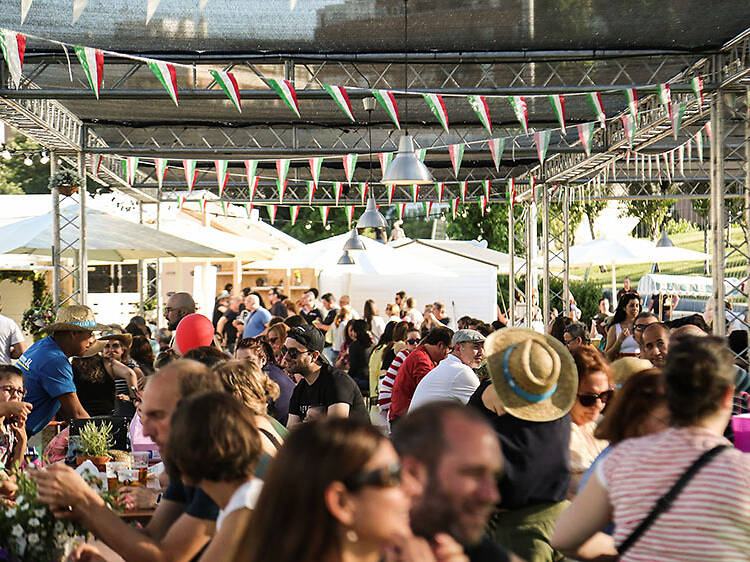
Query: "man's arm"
286 413 301 428
56 392 89 421
9 341 26 359
327 403 351 418
216 316 228 337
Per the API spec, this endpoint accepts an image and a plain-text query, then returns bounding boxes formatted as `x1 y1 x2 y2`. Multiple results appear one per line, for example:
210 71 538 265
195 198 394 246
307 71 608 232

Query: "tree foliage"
276 206 350 243
621 198 676 239
0 136 49 194
445 202 522 251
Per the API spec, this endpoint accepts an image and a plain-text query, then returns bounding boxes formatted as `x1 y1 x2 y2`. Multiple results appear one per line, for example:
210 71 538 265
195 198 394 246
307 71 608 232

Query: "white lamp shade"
356 197 388 229
381 134 434 185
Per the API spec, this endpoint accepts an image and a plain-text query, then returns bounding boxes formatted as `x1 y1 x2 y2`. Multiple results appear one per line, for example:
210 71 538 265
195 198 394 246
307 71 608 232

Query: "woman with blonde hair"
265 322 288 364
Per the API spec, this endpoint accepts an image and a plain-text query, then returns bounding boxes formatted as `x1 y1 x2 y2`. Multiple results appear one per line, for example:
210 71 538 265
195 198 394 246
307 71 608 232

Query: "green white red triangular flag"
74 46 103 99
209 69 241 113
548 94 566 134
489 138 505 171
214 160 229 194
467 95 491 133
267 78 300 117
696 130 703 162
422 93 449 132
387 184 396 204
436 182 445 202
277 179 288 203
148 60 178 106
73 0 89 24
422 201 433 217
0 30 26 88
358 182 369 204
678 145 684 176
334 182 344 206
244 203 253 218
671 102 687 139
460 180 468 202
178 196 187 210
373 89 400 129
319 206 330 226
290 205 301 225
343 154 358 185
323 84 355 121
276 159 290 185
482 179 491 201
624 88 638 121
533 130 551 164
509 96 528 133
220 201 229 216
121 157 139 185
449 144 465 177
247 176 259 201
267 205 277 224
379 152 393 176
658 83 672 122
621 114 634 147
345 205 355 228
691 77 704 108
410 184 419 203
451 199 458 219
478 195 487 216
306 180 315 204
415 148 427 162
586 92 606 128
397 203 406 220
21 0 32 24
90 154 103 178
245 160 258 192
146 0 161 23
507 178 515 205
154 158 168 189
577 122 595 156
183 159 197 191
309 157 323 187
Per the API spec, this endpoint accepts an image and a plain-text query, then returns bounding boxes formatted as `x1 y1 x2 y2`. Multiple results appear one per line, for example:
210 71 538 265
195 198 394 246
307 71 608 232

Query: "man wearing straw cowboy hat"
469 327 578 562
18 305 107 436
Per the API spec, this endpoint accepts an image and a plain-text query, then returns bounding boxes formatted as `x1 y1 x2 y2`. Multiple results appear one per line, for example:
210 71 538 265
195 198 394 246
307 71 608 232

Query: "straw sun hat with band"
45 305 108 333
84 326 133 357
485 327 578 422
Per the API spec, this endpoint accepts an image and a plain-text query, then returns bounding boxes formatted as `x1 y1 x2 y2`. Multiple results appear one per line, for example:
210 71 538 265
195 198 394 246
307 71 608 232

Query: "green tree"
621 198 676 239
0 136 49 194
445 201 520 251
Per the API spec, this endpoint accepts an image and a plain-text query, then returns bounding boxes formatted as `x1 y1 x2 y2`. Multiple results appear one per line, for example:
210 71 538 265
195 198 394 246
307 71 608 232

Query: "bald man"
164 292 196 331
640 323 670 368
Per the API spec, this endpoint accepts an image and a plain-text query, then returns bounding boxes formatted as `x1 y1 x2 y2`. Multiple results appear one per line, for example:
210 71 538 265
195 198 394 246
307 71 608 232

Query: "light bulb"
305 222 312 230
40 152 49 164
325 224 331 231
23 155 33 167
1 148 11 161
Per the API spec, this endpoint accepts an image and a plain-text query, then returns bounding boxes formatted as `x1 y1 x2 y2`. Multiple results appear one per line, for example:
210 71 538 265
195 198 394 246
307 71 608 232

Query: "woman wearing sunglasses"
568 345 613 498
235 417 432 562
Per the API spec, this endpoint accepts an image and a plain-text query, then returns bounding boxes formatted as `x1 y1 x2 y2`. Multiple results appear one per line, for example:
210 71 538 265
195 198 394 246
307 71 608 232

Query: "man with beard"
164 292 196 331
392 402 519 562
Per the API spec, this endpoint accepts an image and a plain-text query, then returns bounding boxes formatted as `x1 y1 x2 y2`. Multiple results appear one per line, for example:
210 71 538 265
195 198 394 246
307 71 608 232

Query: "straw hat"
84 325 133 357
46 305 108 333
611 357 653 387
485 327 578 422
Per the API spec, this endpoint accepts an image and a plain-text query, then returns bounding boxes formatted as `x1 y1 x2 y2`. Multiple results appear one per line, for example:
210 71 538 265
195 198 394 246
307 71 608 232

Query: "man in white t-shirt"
0 308 25 364
409 329 485 411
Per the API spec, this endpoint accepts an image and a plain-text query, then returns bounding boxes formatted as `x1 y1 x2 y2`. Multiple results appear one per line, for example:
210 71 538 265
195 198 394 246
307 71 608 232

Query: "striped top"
598 426 750 561
377 349 410 416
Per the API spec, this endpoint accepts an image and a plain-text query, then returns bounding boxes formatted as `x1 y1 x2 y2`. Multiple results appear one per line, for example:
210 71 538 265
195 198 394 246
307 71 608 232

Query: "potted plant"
48 168 83 197
76 420 114 471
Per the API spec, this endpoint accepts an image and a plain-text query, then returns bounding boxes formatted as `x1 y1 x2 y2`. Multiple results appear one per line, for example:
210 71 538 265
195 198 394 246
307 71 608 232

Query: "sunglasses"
0 385 26 399
633 323 651 331
268 337 279 344
281 346 311 360
343 462 402 492
406 338 421 345
577 389 614 407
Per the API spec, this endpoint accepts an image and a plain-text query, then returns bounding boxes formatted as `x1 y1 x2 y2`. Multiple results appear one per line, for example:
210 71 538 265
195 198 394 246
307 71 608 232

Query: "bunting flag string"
308 157 323 188
467 95 492 134
209 69 241 113
423 93 449 132
267 78 301 117
387 184 395 204
489 138 505 171
91 154 103 178
423 201 434 217
410 184 419 203
244 203 253 218
146 0 161 23
378 152 393 177
587 92 606 128
507 178 515 206
122 157 138 185
200 196 208 217
449 143 465 177
277 179 288 203
478 195 488 216
220 200 229 216
74 46 103 99
333 181 344 206
436 182 445 203
509 96 528 133
345 205 355 228
373 89 400 129
306 180 315 204
267 204 277 224
691 77 704 108
0 30 26 88
621 114 634 147
215 160 229 194
183 159 197 191
624 88 638 121
548 94 566 134
358 182 369 204
148 60 178 106
319 205 330 226
577 122 595 156
460 180 468 202
154 158 168 189
343 153 358 185
451 199 459 219
671 102 687 139
177 196 186 210
248 175 259 201
276 159 290 185
533 129 551 164
658 83 672 121
20 0 32 24
416 148 427 162
290 205 300 226
397 203 406 221
323 84 355 121
482 179 491 202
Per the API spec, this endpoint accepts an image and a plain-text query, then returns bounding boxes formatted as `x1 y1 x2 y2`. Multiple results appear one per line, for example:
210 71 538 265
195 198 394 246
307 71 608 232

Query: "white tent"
390 238 528 275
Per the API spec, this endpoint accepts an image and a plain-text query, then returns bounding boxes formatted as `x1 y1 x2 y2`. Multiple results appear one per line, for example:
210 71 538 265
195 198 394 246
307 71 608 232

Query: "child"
0 365 32 471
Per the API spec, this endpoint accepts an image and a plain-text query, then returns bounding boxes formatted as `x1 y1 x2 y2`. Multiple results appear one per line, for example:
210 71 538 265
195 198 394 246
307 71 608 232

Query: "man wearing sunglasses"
285 325 368 428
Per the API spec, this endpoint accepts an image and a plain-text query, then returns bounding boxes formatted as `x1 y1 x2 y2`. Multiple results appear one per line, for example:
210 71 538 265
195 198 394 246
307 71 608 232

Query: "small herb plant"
77 421 114 458
48 169 82 193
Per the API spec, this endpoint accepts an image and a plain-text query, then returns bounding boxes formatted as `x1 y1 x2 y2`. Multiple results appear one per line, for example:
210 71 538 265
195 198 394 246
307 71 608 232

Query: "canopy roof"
561 236 707 267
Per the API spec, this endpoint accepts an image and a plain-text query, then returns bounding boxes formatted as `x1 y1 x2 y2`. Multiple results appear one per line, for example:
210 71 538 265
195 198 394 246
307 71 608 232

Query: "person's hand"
0 477 18 500
9 422 27 453
118 485 159 510
116 394 131 402
431 534 469 562
0 401 32 424
31 463 103 518
617 328 629 342
386 533 436 562
68 543 108 562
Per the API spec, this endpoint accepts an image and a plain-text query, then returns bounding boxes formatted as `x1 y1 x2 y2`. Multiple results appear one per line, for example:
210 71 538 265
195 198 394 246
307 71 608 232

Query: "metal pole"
77 149 88 305
541 184 550 325
508 203 515 326
50 152 60 310
156 201 163 329
745 88 750 320
562 185 570 315
525 203 533 328
710 87 726 336
138 201 145 316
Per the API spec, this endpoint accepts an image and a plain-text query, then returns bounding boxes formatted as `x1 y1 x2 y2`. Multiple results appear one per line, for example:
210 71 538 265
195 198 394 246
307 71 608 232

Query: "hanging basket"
49 168 83 197
58 184 79 196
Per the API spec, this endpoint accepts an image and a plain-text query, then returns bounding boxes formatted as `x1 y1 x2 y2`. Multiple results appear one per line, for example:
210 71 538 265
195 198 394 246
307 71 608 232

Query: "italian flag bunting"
148 60 178 106
621 115 634 147
410 184 419 203
209 70 241 113
423 93 449 132
290 205 301 226
548 95 566 134
577 123 595 157
423 201 433 217
478 196 487 216
450 198 459 219
319 205 330 226
658 83 672 121
244 203 253 218
533 130 551 164
345 205 355 228
0 30 26 88
323 84 355 121
21 0 32 24
482 179 491 202
154 158 168 189
530 176 537 203
90 154 103 178
696 130 703 162
378 152 393 176
507 178 515 206
489 138 505 171
704 122 712 139
359 182 369 204
467 95 491 134
416 148 427 162
276 159 290 185
691 77 704 108
460 180 468 202
387 184 396 205
201 196 208 218
122 157 139 185
306 180 316 204
343 153 358 185
436 182 445 203
373 89 400 129
449 143 465 177
309 157 323 187
398 203 406 221
220 201 229 216
277 179 288 203
244 160 258 188
334 181 344 206
509 96 528 133
183 160 197 191
146 0 161 23
624 88 638 121
267 78 300 117
267 205 277 224
671 102 687 139
74 46 103 99
214 160 229 194
248 175 259 201
586 92 606 128
178 196 186 211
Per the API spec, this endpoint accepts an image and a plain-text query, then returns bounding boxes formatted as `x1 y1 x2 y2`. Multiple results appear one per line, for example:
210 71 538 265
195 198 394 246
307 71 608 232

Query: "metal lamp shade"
337 250 356 265
381 134 434 185
356 197 388 229
343 228 366 251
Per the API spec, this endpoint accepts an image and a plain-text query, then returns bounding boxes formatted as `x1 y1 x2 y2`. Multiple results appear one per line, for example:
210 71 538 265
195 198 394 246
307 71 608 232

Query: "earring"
346 529 359 543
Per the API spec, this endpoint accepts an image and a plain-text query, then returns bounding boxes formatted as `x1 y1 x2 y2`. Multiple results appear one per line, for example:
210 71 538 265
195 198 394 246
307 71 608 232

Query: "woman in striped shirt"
552 335 750 561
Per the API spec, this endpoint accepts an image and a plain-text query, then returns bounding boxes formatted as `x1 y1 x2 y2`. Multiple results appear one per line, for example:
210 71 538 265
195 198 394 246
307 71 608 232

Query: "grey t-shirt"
0 314 24 364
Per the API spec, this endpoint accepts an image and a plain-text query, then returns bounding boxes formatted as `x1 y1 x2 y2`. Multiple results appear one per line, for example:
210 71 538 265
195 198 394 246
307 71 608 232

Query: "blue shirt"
242 308 272 339
18 337 76 435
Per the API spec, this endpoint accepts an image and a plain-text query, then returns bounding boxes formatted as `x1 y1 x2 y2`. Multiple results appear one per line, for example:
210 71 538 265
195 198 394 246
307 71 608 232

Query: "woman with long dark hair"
348 319 373 396
363 299 386 340
368 321 396 403
604 292 641 360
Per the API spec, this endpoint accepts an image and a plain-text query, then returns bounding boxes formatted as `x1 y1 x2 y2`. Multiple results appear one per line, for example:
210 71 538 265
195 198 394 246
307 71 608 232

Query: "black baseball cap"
287 324 325 352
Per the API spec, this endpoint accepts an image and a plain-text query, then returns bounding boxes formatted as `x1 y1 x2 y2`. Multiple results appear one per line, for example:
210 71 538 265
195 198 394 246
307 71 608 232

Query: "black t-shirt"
221 309 239 346
270 301 288 319
288 363 369 423
321 308 338 326
300 307 324 325
163 478 220 521
381 347 397 371
468 379 571 509
348 340 371 395
465 536 511 562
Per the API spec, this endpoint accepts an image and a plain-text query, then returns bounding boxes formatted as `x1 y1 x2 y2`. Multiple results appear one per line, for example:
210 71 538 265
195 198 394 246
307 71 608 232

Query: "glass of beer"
131 452 149 486
118 468 139 487
106 461 128 492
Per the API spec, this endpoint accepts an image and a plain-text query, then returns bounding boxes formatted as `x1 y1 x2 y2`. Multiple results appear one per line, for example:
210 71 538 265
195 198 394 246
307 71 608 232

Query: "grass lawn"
569 228 749 287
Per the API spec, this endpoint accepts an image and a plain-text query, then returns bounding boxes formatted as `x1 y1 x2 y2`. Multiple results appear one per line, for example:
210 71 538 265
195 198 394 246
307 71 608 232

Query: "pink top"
598 426 750 561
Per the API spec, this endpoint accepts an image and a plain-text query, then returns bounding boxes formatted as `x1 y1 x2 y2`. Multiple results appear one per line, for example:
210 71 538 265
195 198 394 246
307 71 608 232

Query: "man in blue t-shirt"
18 305 102 435
241 294 272 339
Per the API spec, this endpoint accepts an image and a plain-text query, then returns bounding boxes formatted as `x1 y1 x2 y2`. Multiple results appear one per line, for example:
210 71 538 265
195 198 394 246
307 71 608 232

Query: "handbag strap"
617 444 729 557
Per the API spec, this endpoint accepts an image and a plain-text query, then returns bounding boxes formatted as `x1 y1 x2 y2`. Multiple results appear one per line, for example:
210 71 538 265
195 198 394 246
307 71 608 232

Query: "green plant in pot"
49 168 83 197
76 420 114 471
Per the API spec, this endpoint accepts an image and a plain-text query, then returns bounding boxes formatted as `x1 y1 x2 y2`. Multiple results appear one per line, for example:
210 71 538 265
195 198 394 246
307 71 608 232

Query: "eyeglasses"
343 462 402 492
406 338 420 345
281 346 311 360
268 337 279 344
0 386 26 399
633 323 651 331
577 389 614 407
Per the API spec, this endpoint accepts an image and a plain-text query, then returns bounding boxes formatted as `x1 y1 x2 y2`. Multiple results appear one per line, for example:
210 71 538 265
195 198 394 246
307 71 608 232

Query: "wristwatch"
154 492 163 506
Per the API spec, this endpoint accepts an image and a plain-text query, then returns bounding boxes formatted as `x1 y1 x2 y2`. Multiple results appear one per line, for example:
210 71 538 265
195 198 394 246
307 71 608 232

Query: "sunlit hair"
213 359 279 415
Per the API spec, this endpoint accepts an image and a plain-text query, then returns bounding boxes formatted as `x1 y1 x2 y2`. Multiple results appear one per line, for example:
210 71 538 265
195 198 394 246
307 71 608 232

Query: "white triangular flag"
72 0 89 23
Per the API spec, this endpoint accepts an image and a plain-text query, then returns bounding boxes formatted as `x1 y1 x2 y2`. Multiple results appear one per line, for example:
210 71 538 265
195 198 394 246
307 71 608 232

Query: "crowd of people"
0 278 749 561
